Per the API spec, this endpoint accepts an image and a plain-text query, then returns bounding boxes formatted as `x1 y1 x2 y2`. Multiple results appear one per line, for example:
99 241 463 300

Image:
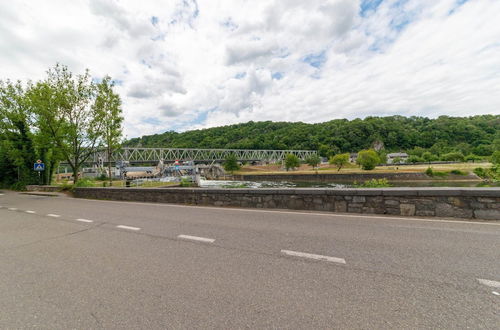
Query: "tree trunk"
107 148 113 186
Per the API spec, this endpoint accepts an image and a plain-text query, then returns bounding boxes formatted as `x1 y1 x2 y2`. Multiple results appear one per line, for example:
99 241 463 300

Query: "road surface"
0 190 499 329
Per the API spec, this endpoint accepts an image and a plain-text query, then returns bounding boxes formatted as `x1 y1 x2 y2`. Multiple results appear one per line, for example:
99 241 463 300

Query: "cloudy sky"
1 0 499 138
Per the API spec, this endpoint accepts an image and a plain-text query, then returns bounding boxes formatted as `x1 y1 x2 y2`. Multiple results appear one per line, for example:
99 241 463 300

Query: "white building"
387 152 409 164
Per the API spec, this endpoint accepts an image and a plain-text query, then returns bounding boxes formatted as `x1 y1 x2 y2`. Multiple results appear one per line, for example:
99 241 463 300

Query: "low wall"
232 172 479 182
26 185 61 192
74 187 500 220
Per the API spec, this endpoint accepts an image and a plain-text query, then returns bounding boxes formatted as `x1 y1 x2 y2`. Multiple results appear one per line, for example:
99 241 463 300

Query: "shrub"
449 169 466 175
492 151 500 165
75 178 96 187
425 167 434 176
354 178 391 188
223 154 240 174
408 155 423 164
356 149 380 170
305 154 321 169
284 154 300 171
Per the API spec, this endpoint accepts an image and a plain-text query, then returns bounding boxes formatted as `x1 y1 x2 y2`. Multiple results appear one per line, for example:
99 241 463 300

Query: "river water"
198 179 495 188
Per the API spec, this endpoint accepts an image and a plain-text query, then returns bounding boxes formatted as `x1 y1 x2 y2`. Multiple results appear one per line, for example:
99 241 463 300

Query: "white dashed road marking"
76 218 94 223
477 278 500 288
25 210 36 214
47 214 60 218
8 208 17 211
0 193 4 196
281 249 346 264
116 225 141 231
178 235 215 243
492 291 499 296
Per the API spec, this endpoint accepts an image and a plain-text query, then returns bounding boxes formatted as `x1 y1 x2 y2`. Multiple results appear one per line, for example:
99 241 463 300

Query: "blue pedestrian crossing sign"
34 160 45 171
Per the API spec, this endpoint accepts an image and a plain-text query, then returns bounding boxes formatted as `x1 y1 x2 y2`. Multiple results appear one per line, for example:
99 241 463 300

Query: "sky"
1 0 499 138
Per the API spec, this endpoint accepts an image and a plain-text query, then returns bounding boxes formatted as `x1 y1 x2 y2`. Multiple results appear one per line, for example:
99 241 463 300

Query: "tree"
284 154 300 171
356 149 380 170
305 154 321 170
329 153 349 171
422 151 436 163
0 80 38 188
465 154 482 163
34 64 107 184
94 76 123 185
223 154 240 174
441 152 465 162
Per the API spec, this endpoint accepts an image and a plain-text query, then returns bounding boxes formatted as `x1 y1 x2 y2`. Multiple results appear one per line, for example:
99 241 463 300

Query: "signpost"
34 159 45 185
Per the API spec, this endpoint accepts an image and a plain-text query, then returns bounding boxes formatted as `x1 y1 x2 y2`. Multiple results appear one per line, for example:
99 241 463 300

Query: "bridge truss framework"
88 147 318 165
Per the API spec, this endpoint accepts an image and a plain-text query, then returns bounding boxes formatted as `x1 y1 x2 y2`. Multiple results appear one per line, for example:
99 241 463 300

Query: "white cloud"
0 0 499 138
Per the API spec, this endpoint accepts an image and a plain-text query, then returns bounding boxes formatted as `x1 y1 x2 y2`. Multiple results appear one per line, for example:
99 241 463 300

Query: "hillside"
124 115 500 156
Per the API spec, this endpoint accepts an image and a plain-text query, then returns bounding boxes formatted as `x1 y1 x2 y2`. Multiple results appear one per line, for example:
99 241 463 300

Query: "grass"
55 179 179 189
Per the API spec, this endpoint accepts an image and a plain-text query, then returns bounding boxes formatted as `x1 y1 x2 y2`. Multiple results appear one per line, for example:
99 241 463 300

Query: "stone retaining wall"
26 185 61 192
74 187 500 220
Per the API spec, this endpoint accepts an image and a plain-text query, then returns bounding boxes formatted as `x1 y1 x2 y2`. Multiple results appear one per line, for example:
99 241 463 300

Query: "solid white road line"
47 214 60 218
178 234 215 243
116 225 141 231
25 210 36 214
281 249 346 264
477 278 500 288
8 208 17 211
76 218 94 223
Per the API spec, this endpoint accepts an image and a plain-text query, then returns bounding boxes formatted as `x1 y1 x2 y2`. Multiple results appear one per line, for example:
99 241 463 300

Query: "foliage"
95 76 123 184
0 64 123 189
441 152 465 162
284 154 300 171
353 178 391 188
408 155 424 163
449 169 466 175
74 178 96 187
356 149 380 170
392 156 402 164
329 153 349 171
223 154 241 174
422 152 437 163
0 81 38 188
180 177 196 187
123 115 500 159
491 151 500 165
425 167 434 176
305 154 321 169
474 166 500 182
465 154 483 162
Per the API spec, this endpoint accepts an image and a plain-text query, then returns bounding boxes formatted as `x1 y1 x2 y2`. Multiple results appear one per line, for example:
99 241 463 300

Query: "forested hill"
124 115 500 156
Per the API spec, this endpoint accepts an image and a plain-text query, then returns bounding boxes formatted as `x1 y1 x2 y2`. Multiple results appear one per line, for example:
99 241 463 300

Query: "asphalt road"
0 190 499 329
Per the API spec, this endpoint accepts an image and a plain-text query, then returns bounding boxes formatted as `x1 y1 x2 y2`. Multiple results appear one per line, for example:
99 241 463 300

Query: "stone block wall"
73 187 500 220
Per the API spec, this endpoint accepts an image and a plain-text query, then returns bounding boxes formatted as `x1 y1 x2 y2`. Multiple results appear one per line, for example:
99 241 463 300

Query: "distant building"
387 152 409 164
349 153 358 163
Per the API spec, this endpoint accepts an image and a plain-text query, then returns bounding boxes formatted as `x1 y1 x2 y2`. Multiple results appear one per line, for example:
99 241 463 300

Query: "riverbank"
232 171 481 183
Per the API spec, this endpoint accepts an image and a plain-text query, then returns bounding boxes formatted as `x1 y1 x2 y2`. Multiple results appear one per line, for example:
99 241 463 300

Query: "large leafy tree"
33 65 114 184
356 149 380 170
329 153 349 171
0 81 38 188
94 76 123 185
